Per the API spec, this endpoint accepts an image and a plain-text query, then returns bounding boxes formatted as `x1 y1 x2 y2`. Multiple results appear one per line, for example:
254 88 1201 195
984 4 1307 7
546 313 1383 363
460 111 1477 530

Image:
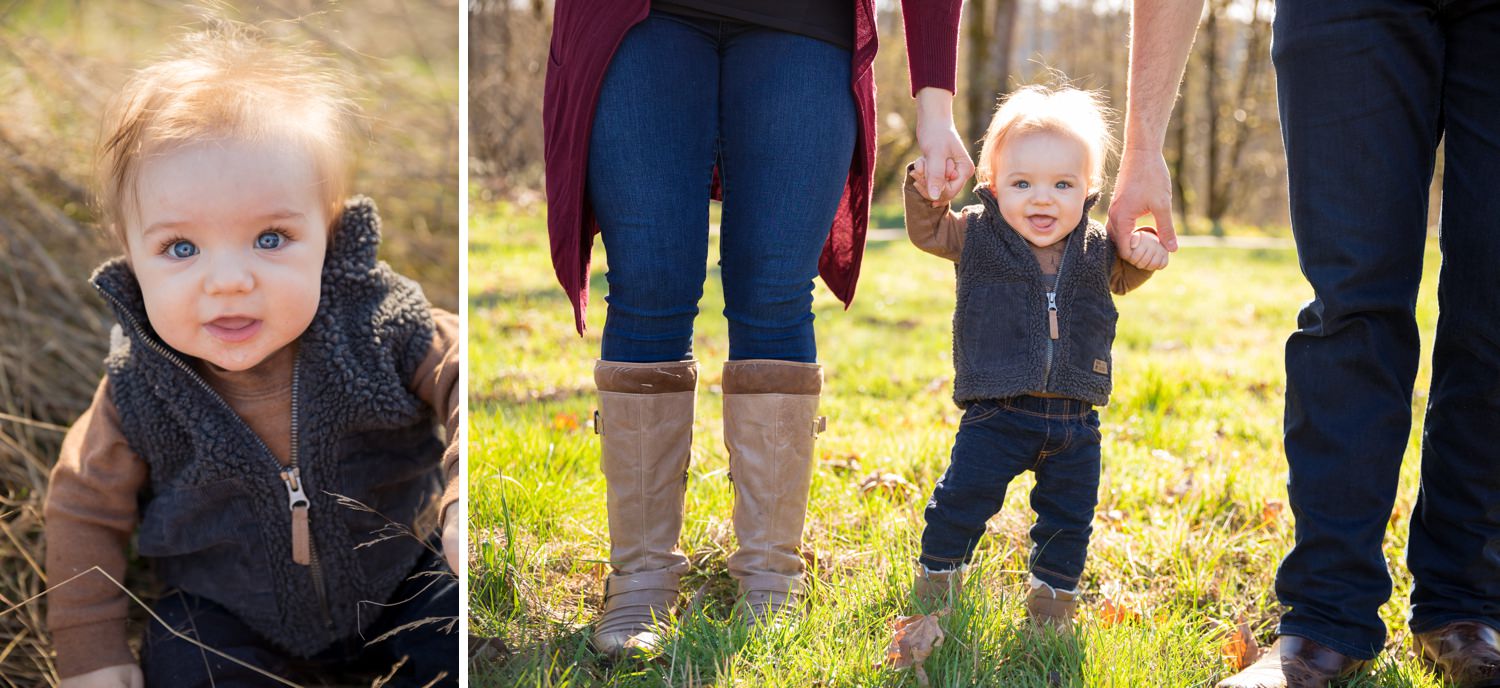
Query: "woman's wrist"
914 86 955 122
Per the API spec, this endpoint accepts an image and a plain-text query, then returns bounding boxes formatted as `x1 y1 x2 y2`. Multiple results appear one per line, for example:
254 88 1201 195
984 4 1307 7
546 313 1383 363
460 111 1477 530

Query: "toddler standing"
43 24 461 687
904 85 1168 627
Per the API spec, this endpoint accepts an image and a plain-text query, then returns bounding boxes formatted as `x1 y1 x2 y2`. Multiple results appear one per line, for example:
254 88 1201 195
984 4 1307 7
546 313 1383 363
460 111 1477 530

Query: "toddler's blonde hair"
975 84 1116 194
97 20 357 247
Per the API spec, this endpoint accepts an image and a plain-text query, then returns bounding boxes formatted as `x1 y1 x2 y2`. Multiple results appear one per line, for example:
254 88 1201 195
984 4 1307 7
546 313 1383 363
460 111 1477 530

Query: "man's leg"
1409 0 1500 635
1272 0 1443 660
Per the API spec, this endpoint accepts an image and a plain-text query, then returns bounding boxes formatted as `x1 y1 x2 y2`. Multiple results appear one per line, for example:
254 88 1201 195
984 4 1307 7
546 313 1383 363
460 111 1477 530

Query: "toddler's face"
993 131 1092 248
125 137 328 372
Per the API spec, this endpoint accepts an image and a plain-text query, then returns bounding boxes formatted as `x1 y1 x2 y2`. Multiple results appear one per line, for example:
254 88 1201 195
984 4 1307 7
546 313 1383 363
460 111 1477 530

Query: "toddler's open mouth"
205 317 262 343
1028 214 1057 232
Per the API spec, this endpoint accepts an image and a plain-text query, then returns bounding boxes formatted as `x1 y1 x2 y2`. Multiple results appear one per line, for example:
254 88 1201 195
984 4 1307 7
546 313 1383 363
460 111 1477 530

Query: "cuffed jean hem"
1030 564 1081 593
916 553 968 573
1275 622 1382 662
1410 613 1500 637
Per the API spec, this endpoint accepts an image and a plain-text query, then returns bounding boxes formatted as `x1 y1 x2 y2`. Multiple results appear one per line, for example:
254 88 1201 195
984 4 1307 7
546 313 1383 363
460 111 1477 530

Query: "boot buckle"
594 409 602 435
812 416 827 437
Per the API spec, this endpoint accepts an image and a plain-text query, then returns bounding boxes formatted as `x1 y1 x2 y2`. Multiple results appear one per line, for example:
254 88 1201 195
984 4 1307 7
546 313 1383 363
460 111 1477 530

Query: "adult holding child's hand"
913 86 975 206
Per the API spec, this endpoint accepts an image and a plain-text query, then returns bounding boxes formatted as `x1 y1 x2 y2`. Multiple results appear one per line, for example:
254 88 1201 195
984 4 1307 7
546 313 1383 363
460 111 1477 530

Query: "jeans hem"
1275 622 1381 661
1030 565 1081 592
1410 613 1500 636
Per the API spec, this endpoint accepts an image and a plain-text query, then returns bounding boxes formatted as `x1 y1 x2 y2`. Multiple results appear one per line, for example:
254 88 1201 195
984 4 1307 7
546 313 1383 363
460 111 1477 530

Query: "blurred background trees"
469 0 1291 232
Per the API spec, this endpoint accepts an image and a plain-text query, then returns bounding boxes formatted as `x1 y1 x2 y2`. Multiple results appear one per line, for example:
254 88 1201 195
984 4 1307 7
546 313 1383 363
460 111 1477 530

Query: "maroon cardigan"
544 0 964 333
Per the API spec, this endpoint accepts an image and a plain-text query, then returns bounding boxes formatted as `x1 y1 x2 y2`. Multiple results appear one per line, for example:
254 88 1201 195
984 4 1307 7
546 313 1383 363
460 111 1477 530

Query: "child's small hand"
1125 228 1170 271
442 503 460 574
910 158 957 208
59 664 143 688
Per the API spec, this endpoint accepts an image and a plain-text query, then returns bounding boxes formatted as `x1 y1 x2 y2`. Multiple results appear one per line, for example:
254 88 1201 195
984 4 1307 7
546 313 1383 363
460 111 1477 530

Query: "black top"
653 0 855 50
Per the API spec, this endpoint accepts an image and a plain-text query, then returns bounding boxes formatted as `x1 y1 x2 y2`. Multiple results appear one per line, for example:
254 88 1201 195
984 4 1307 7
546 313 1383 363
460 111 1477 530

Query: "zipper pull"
1047 292 1060 340
280 467 312 566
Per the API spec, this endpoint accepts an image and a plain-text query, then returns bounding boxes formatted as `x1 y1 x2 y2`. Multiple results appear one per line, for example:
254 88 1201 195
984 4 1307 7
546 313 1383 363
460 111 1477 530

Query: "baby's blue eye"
1015 180 1030 189
1056 181 1073 190
168 240 198 259
256 231 284 250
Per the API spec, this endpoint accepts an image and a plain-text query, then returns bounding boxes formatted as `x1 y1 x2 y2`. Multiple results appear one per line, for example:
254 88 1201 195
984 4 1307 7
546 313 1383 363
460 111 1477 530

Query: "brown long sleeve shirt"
902 173 1156 292
43 308 461 678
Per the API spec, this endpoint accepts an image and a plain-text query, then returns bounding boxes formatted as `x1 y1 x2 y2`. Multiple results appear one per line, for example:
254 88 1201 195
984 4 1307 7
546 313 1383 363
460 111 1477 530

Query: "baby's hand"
910 158 955 208
442 503 460 574
60 664 143 688
1124 228 1170 271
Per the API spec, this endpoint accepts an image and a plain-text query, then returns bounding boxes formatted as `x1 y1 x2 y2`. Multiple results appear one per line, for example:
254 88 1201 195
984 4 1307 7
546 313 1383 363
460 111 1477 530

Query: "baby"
43 24 460 687
904 85 1168 627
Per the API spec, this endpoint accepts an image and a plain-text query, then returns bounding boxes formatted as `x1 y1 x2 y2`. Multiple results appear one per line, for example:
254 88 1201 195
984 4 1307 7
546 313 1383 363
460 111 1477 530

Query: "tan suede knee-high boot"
591 360 697 656
722 359 824 628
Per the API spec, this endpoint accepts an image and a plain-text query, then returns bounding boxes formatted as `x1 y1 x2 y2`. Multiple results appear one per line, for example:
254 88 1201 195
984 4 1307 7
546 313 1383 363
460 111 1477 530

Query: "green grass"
468 200 1443 687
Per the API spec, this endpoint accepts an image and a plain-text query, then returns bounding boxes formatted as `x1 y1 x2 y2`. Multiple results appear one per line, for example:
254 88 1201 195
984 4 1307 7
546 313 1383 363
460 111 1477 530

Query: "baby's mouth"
205 317 262 343
1028 215 1057 231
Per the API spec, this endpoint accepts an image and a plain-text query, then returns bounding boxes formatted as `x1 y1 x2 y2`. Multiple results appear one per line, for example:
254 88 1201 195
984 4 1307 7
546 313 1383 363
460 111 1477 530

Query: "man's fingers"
1153 200 1179 252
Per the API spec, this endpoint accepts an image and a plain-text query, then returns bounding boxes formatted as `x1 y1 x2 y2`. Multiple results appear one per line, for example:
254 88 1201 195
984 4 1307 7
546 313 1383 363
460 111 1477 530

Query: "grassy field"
467 201 1443 687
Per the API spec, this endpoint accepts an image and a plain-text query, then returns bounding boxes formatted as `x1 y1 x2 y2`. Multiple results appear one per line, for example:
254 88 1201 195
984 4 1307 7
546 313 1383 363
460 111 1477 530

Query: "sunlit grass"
468 201 1442 687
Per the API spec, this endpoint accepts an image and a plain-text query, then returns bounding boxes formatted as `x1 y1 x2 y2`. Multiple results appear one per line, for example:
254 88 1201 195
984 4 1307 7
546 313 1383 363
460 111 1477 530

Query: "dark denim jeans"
919 396 1102 591
1273 0 1500 660
586 10 857 364
141 548 458 688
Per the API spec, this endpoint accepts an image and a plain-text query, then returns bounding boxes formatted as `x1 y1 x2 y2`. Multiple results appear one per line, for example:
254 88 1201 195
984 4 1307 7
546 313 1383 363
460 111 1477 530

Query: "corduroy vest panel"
92 197 443 656
952 189 1117 407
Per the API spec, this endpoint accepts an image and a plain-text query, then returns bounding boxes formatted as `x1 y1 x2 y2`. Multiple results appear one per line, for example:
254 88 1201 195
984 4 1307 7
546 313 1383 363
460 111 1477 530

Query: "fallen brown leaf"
1096 595 1141 626
1220 616 1261 670
885 609 949 687
859 472 917 499
1260 500 1285 528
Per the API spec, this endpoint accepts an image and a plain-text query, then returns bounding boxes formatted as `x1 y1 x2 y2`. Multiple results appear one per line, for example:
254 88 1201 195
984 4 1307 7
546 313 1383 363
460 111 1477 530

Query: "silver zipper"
1044 239 1068 395
97 286 335 635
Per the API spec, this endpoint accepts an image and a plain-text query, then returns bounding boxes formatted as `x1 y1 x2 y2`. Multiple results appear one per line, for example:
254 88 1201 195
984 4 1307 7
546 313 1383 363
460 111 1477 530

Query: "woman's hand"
59 664 143 688
913 87 974 205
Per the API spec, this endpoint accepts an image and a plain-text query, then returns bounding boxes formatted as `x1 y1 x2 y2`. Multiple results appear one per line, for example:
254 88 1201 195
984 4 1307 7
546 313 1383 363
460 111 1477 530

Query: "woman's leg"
715 25 856 625
587 12 720 364
583 10 718 654
716 25 857 363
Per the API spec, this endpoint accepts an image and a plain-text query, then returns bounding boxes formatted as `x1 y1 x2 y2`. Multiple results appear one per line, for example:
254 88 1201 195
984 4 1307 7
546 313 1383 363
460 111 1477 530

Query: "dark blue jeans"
141 548 458 688
1273 0 1500 660
919 396 1102 591
587 10 857 364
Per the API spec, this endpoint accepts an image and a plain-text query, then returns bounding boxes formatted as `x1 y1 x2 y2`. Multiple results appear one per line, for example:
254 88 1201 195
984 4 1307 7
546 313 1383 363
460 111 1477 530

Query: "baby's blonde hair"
97 20 356 247
975 84 1116 194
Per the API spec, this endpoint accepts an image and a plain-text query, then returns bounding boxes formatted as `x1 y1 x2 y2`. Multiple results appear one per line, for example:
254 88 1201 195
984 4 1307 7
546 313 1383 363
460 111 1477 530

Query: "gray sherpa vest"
952 188 1117 407
91 197 443 656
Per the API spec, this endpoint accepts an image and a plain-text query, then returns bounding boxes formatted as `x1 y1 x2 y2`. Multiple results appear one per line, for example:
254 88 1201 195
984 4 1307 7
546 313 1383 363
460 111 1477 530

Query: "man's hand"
441 502 460 574
59 664 143 688
1108 148 1178 252
914 87 974 205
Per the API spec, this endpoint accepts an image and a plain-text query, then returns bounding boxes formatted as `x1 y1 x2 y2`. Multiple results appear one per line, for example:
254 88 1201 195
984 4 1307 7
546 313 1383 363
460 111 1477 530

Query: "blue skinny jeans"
586 10 857 364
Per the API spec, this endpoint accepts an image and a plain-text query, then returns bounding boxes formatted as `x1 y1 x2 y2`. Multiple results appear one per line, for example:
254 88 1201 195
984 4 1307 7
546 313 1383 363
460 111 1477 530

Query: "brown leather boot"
912 564 965 608
1415 621 1500 688
722 359 825 629
590 360 697 657
1216 636 1372 688
1026 578 1077 629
